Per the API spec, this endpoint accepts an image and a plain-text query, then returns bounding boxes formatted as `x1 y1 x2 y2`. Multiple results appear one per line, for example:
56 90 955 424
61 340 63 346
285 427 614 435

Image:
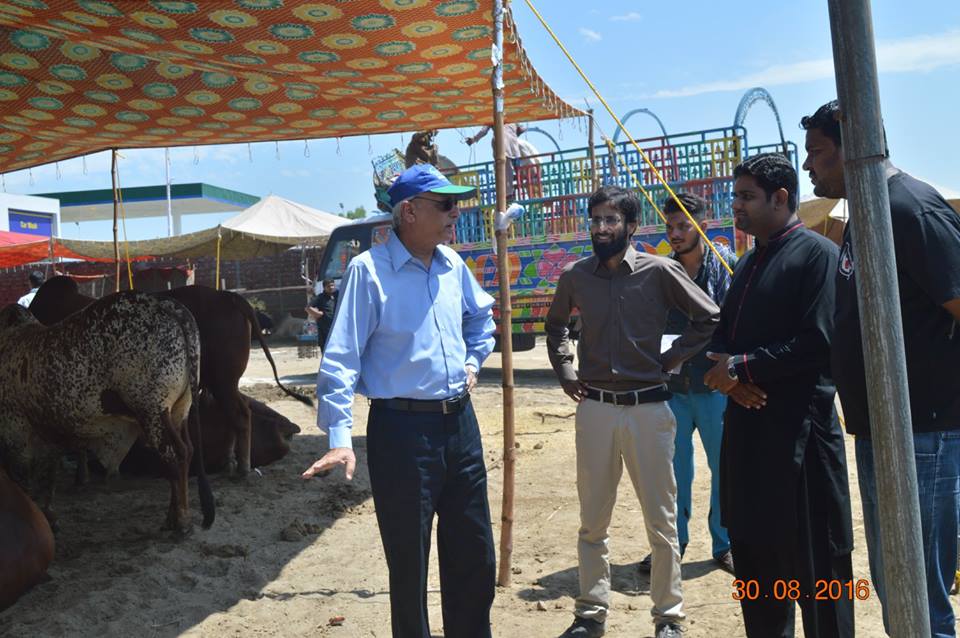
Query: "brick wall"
0 244 327 325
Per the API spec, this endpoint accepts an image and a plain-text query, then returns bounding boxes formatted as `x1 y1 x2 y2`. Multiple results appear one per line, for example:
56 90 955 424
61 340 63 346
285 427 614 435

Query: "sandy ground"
1 340 955 637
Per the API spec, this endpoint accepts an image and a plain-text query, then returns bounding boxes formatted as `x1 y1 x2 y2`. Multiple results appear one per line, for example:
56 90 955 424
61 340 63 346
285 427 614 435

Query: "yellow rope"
112 154 134 290
523 0 733 275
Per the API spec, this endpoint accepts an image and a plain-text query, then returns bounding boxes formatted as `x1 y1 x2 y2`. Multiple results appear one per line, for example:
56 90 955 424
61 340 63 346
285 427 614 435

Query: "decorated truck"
316 126 797 351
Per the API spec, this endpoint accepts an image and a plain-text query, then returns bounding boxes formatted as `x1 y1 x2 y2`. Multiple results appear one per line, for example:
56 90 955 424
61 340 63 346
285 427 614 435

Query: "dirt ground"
1 341 955 637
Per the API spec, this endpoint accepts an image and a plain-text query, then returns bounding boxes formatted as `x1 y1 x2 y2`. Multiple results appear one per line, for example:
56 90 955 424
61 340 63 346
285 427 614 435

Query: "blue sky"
5 0 960 241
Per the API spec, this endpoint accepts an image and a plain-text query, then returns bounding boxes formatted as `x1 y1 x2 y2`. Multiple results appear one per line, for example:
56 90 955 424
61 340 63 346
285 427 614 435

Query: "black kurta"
710 221 852 553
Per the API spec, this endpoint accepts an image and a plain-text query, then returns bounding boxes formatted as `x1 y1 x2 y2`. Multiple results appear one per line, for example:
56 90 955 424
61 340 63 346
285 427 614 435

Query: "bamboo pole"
492 0 516 588
111 148 120 292
215 225 222 290
826 1 929 633
587 109 597 191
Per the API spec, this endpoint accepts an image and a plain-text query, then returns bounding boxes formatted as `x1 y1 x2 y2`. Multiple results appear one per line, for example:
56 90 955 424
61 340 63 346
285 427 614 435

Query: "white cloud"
579 28 602 43
611 12 642 22
648 29 960 98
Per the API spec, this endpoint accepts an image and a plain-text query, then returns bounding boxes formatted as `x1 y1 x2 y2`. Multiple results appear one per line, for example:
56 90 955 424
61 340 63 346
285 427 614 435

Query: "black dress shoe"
713 550 735 575
637 553 653 574
558 616 605 638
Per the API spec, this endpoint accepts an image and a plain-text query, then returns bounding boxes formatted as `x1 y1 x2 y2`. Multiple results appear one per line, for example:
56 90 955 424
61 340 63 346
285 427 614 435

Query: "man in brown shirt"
546 186 720 638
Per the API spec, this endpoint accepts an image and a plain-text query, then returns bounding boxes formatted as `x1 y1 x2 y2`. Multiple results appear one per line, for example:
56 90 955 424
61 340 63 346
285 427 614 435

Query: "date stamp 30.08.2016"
732 579 872 601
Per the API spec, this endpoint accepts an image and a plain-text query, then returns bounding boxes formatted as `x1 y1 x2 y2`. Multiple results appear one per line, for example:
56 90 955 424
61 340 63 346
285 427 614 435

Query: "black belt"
370 392 470 415
584 385 671 406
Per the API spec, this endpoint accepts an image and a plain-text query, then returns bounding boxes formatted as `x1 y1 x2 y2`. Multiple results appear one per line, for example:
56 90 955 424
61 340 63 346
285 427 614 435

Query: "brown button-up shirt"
546 244 720 390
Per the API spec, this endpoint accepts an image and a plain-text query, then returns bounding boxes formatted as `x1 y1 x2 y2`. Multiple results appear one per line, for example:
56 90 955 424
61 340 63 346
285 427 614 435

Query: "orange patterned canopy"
0 0 582 173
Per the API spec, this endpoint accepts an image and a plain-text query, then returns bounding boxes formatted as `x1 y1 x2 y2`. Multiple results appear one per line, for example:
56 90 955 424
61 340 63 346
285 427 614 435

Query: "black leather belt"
584 385 671 406
370 392 470 415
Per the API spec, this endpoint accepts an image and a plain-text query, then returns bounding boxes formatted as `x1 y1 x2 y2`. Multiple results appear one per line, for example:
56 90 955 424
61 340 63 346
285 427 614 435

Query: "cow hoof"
171 524 193 540
163 517 193 539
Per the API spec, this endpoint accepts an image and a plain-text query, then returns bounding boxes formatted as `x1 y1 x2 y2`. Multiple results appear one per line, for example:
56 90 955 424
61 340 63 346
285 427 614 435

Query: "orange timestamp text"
732 579 871 601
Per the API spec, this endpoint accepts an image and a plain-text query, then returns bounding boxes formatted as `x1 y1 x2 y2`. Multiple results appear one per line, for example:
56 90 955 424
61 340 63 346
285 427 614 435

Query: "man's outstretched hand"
302 447 356 481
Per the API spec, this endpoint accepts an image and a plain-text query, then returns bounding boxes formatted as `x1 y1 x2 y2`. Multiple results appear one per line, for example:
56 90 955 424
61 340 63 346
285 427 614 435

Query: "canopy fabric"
222 193 346 239
55 193 347 260
0 229 47 267
0 1 583 174
0 229 99 266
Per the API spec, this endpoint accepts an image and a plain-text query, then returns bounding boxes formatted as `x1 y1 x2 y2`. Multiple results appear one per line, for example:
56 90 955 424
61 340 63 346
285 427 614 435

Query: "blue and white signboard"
8 210 53 237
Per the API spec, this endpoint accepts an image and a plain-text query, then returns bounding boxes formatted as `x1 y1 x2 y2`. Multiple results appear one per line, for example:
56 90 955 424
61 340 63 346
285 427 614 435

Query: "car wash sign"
8 210 53 237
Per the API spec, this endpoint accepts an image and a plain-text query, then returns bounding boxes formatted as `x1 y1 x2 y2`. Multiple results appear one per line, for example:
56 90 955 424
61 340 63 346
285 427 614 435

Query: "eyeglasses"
413 195 457 212
589 215 623 228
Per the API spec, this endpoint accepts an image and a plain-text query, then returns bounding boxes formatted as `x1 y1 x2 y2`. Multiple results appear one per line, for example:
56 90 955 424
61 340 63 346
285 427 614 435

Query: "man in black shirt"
801 100 960 638
703 153 854 637
306 278 338 351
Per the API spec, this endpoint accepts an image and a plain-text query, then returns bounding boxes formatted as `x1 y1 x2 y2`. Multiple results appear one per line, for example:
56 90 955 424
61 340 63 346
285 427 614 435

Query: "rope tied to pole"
522 0 733 275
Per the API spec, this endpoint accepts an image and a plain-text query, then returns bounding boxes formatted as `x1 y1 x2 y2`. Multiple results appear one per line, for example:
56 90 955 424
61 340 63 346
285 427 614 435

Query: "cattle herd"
0 277 313 611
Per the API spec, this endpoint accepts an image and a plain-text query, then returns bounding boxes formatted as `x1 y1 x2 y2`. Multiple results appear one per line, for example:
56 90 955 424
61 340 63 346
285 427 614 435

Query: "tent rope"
523 0 733 274
112 157 134 290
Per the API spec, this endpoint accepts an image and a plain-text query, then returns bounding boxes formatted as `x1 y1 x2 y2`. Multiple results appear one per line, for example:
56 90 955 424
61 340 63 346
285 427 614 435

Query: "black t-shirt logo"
838 242 855 279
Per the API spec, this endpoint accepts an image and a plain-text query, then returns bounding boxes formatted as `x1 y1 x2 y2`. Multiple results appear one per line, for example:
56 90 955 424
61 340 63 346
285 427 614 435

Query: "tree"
340 205 367 220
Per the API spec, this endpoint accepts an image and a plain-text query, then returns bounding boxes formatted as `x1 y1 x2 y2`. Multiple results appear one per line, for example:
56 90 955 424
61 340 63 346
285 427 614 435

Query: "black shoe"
713 550 735 575
637 553 652 574
558 617 605 638
638 544 686 574
655 622 684 638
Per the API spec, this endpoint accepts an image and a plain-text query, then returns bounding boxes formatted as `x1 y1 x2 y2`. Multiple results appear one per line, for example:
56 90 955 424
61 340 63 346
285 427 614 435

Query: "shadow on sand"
0 426 373 638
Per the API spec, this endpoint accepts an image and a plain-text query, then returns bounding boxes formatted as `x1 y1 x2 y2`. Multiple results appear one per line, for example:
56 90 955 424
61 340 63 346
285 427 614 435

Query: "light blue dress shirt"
317 230 496 449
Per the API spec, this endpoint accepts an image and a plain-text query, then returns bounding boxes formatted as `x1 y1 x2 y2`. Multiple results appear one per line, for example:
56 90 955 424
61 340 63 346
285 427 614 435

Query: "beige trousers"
574 398 685 625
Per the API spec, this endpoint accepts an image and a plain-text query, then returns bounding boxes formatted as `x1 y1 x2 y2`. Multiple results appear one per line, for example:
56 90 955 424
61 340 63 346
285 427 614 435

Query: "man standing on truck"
302 163 498 638
638 192 737 577
545 185 720 638
801 99 960 638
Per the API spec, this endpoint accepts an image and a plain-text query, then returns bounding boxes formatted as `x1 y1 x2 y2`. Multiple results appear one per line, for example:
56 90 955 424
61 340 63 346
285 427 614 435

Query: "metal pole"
826 0 929 633
492 0 517 588
165 147 174 237
587 109 598 191
111 148 120 292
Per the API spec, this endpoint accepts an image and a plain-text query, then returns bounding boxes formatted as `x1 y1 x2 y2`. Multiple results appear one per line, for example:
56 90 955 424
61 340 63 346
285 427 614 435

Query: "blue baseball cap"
386 164 476 207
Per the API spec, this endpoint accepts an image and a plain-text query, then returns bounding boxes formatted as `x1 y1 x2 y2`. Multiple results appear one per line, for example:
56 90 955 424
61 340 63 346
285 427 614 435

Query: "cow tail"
168 299 216 529
190 399 215 529
233 293 314 407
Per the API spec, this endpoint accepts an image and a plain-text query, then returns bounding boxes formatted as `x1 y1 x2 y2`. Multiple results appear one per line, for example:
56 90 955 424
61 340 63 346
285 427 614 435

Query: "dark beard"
592 231 629 262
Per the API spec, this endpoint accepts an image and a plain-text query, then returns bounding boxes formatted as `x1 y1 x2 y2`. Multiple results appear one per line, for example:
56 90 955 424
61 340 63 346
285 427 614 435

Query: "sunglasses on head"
413 195 457 212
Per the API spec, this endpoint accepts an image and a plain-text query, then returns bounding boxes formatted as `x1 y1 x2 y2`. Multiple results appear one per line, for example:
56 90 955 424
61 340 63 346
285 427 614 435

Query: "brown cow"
119 392 301 475
0 466 54 611
30 277 312 476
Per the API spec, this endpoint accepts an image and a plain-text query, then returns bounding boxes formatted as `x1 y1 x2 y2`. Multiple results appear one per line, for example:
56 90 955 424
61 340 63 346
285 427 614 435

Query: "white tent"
57 195 348 261
221 195 347 242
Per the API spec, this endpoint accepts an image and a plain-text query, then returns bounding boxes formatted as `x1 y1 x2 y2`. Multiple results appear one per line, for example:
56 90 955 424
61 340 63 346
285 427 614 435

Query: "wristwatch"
726 358 739 381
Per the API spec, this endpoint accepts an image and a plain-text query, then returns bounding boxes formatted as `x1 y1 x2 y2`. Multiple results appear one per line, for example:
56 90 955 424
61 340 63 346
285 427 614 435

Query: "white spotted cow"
0 292 214 535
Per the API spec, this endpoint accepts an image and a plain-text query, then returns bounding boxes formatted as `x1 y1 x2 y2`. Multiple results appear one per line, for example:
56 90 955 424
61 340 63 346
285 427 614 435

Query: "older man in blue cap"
302 164 498 638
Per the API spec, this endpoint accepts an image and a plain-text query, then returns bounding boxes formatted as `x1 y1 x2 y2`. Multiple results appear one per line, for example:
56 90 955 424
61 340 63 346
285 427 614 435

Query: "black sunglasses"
413 195 457 212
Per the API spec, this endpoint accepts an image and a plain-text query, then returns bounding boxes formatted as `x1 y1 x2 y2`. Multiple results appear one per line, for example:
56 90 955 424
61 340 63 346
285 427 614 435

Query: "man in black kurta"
703 154 854 638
